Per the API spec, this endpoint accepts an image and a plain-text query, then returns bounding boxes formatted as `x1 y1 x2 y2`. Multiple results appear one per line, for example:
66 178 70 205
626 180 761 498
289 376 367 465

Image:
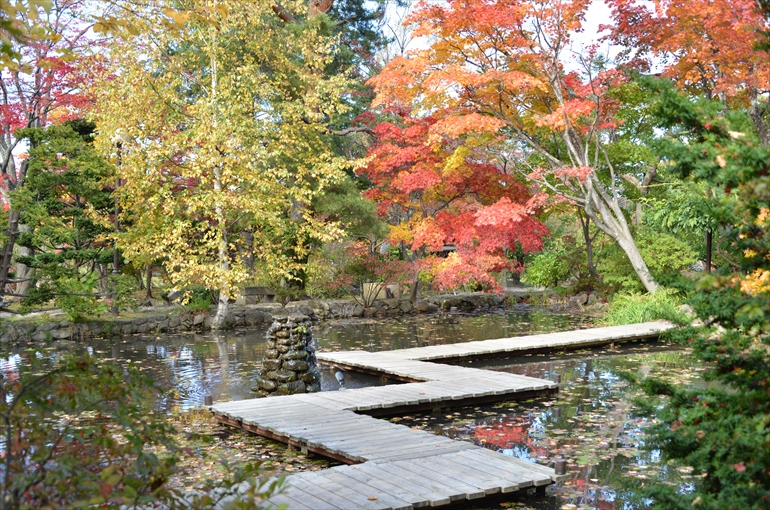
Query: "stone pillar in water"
253 311 321 397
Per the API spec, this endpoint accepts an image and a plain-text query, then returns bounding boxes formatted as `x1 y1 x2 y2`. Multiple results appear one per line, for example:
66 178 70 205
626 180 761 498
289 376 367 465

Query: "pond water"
393 344 701 509
1 306 594 410
1 306 696 508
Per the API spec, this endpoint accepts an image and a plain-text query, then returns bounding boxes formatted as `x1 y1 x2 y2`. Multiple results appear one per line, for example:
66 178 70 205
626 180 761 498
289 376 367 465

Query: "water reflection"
395 345 700 509
316 306 592 352
1 307 591 410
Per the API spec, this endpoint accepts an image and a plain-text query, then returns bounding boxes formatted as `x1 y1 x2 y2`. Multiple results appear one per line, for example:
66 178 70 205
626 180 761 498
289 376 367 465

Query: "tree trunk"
0 210 20 303
750 90 770 147
209 40 230 331
145 265 153 299
615 232 659 293
212 292 229 329
409 279 419 303
584 175 659 294
577 208 598 279
13 224 33 297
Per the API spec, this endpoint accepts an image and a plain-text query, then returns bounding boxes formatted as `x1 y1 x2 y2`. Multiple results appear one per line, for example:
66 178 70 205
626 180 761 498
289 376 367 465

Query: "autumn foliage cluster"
359 108 548 291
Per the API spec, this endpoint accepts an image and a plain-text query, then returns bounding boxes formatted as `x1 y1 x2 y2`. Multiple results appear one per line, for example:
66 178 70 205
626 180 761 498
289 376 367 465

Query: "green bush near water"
521 241 570 288
598 230 697 294
603 289 689 326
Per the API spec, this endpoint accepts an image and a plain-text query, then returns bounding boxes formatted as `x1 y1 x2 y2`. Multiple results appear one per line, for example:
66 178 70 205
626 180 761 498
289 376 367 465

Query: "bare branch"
272 3 298 23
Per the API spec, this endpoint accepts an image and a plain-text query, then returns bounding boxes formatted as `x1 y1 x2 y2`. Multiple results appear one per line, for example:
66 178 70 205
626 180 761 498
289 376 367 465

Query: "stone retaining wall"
0 291 576 344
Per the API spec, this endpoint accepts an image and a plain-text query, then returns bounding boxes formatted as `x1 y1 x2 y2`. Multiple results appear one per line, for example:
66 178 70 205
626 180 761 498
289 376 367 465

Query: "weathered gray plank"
278 478 362 509
380 458 487 500
337 464 440 508
288 472 394 510
312 468 416 510
462 448 555 482
264 490 315 510
371 462 469 503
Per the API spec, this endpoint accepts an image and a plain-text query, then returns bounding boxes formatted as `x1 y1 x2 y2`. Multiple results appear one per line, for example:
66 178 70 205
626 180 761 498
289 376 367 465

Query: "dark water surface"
1 306 594 410
396 344 700 509
1 307 694 508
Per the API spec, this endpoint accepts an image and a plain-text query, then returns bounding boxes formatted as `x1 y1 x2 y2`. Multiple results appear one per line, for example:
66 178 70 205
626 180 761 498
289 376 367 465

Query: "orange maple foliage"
360 108 548 292
367 0 662 293
604 0 770 102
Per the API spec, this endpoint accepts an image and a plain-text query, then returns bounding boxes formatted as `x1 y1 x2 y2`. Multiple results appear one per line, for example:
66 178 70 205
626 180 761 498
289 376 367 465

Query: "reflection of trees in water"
3 329 271 410
313 310 590 352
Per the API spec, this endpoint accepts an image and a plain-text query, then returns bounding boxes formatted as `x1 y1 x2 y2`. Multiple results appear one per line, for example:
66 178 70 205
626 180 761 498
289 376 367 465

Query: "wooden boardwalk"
328 321 674 366
211 321 672 509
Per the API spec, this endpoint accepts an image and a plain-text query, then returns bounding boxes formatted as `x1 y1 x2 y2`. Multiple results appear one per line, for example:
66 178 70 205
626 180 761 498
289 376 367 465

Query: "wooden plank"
344 464 453 507
452 451 549 487
279 477 361 509
416 451 537 493
339 464 455 508
306 432 421 456
406 456 506 496
287 418 395 439
313 468 416 510
302 425 416 446
371 462 468 504
366 442 476 463
288 472 394 510
323 435 453 457
444 451 535 492
264 491 316 510
380 458 487 501
463 448 555 483
354 438 466 458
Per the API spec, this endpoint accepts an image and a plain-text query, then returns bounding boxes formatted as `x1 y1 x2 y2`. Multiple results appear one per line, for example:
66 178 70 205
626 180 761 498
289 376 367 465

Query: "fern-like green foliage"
603 288 688 326
629 77 770 509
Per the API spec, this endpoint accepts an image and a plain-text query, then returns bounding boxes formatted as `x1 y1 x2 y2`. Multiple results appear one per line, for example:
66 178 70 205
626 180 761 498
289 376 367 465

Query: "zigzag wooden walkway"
212 321 672 509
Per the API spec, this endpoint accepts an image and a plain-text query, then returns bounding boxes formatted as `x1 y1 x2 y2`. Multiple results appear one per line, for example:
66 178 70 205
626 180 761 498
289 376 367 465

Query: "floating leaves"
391 345 704 508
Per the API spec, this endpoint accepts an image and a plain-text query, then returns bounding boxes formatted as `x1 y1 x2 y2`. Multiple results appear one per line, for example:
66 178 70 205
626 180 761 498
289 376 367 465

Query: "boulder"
262 359 281 371
275 380 306 395
283 359 309 372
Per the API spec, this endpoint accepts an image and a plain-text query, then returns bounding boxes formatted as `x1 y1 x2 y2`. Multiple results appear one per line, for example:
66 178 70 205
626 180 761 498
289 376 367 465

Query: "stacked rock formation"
253 311 321 397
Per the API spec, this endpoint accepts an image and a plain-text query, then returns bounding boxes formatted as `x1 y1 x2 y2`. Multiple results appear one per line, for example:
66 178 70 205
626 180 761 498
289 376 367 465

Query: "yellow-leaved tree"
90 0 351 327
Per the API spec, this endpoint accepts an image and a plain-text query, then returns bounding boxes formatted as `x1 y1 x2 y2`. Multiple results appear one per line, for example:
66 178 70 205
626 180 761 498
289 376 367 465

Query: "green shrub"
182 286 216 312
521 243 570 287
107 273 139 312
599 230 697 293
184 294 213 312
603 288 689 326
55 272 107 322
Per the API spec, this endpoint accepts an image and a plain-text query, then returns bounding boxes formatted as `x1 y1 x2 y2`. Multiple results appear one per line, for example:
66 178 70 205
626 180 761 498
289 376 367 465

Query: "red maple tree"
359 107 548 292
605 0 770 142
366 0 669 293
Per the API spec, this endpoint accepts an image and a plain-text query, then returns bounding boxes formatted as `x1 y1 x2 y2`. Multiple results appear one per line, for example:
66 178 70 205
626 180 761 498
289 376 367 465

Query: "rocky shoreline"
0 290 606 345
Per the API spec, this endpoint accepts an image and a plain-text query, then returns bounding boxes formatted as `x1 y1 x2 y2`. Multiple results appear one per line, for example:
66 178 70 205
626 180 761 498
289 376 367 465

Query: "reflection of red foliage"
597 500 617 510
474 418 536 450
561 477 617 510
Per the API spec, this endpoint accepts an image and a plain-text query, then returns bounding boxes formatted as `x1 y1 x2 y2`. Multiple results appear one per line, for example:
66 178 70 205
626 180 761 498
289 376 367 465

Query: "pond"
1 306 695 509
392 343 701 509
1 305 594 410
